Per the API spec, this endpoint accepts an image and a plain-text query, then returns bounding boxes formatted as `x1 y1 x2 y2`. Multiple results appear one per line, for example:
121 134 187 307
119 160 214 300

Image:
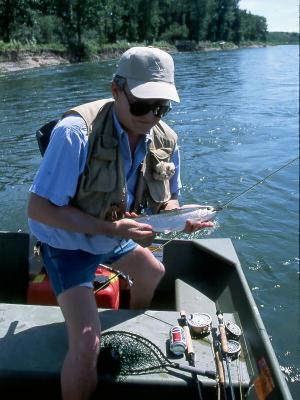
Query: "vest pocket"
149 147 173 163
83 159 117 192
143 149 173 203
147 148 175 181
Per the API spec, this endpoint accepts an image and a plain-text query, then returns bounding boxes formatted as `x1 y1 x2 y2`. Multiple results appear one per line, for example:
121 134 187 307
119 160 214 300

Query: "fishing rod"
93 267 133 293
214 338 227 400
180 310 203 400
214 156 299 211
98 157 299 293
216 310 235 400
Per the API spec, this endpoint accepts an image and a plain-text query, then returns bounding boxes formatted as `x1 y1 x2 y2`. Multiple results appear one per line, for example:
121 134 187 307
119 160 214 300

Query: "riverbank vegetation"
0 0 298 65
267 32 299 45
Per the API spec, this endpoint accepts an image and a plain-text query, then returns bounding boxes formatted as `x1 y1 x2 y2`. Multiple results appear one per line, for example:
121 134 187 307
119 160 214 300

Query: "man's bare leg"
58 286 101 400
111 244 165 309
55 245 163 399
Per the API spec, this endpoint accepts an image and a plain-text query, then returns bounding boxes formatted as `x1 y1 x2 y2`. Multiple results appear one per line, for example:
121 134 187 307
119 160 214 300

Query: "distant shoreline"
0 42 278 73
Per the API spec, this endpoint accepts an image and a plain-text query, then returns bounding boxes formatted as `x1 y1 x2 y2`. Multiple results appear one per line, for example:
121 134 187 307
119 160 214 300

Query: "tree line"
0 0 269 57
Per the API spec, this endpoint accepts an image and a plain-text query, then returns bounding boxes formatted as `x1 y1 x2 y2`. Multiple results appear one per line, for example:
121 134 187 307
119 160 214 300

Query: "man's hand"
181 204 215 233
124 211 138 218
113 218 154 240
181 204 214 233
28 193 154 239
183 219 214 234
123 211 156 246
158 201 215 234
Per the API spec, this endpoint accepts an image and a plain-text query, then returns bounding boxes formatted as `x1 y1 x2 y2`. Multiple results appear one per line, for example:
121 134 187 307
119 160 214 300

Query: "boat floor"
0 302 250 398
0 236 292 399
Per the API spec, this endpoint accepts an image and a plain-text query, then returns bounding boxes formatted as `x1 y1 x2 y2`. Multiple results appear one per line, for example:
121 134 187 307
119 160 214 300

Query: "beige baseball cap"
116 46 180 102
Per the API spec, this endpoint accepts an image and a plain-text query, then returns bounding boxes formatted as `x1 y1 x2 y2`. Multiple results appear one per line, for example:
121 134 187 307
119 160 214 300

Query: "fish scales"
134 206 216 233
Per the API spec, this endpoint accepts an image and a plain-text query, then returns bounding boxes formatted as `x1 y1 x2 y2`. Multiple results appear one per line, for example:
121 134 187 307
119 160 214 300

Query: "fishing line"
93 271 121 293
180 310 204 400
216 310 235 400
236 358 244 400
205 326 221 399
215 156 299 211
144 312 174 327
212 329 227 400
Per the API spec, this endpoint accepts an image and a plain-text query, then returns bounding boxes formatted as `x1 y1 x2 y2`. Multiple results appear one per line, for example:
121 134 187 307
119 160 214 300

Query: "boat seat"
175 278 216 316
0 231 29 303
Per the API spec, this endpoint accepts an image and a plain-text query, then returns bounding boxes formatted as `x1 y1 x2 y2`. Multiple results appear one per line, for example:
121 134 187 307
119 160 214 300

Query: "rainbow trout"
134 206 216 233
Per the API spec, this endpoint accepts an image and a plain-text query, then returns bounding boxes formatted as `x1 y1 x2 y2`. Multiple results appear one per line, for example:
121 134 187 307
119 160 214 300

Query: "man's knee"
156 261 165 279
70 327 100 367
142 248 165 278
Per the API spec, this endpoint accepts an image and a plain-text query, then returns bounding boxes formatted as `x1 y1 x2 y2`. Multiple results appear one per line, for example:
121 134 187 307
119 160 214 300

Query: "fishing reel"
226 340 241 360
224 320 242 360
187 313 212 336
225 320 242 340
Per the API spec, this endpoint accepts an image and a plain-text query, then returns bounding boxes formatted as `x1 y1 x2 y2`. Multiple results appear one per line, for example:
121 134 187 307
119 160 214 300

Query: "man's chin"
136 128 150 135
135 121 157 135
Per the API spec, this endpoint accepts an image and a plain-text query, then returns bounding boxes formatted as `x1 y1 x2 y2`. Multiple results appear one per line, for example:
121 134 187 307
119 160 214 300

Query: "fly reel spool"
187 313 212 336
225 321 242 340
226 340 241 360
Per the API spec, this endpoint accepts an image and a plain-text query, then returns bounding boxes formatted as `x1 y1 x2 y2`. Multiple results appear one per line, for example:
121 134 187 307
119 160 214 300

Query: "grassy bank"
0 38 289 73
0 40 175 61
0 40 176 72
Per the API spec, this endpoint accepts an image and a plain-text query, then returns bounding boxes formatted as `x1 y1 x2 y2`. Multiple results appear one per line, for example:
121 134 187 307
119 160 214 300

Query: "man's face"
112 82 171 136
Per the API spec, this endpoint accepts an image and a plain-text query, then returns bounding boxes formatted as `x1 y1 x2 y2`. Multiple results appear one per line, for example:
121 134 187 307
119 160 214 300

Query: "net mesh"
98 330 169 380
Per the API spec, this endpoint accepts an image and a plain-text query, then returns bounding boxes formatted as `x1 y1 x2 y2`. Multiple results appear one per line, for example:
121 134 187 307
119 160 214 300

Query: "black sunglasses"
123 88 172 118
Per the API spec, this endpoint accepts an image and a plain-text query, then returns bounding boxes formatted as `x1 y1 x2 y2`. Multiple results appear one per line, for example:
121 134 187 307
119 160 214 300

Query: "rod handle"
219 324 228 353
175 363 216 379
214 342 225 384
180 310 194 357
216 311 228 353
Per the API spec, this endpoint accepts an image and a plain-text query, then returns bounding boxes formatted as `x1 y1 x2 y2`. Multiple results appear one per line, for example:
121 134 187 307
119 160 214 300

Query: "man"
27 46 213 400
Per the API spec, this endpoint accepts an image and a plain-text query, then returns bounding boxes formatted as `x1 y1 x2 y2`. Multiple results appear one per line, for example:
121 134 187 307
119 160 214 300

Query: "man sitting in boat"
27 46 214 400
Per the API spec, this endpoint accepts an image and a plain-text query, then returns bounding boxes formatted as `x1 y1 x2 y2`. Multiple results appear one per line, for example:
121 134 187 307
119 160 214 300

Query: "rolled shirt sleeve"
29 115 88 205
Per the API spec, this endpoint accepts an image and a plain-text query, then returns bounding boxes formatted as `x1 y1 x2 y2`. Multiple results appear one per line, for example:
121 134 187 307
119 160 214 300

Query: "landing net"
98 330 170 380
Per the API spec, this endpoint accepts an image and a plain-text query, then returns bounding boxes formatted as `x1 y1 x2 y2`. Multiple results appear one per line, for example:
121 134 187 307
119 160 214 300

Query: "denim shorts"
41 240 137 296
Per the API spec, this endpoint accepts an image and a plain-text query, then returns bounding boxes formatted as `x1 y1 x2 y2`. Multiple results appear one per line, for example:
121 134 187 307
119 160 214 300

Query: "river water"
0 45 299 397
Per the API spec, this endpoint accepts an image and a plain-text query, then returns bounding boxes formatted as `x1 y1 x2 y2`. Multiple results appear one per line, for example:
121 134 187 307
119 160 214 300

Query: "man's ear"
111 81 120 100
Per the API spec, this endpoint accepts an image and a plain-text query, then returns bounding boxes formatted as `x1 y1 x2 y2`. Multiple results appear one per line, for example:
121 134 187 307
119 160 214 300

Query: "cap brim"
127 79 180 103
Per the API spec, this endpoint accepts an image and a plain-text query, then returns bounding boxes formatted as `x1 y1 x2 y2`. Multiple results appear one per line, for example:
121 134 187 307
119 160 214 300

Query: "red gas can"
93 266 120 309
27 265 120 309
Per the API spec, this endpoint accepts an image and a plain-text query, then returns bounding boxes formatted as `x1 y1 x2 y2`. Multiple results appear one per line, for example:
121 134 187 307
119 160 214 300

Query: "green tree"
214 0 240 42
118 0 140 42
0 0 41 42
101 0 125 43
137 0 161 43
53 0 103 58
239 9 267 42
160 22 189 42
0 0 270 56
183 0 212 42
254 15 267 41
158 0 185 35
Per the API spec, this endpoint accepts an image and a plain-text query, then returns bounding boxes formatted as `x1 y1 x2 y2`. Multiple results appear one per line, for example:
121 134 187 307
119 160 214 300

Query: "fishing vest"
63 98 177 220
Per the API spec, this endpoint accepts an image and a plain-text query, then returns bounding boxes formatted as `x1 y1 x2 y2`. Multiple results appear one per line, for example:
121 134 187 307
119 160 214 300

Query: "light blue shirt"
29 110 182 254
